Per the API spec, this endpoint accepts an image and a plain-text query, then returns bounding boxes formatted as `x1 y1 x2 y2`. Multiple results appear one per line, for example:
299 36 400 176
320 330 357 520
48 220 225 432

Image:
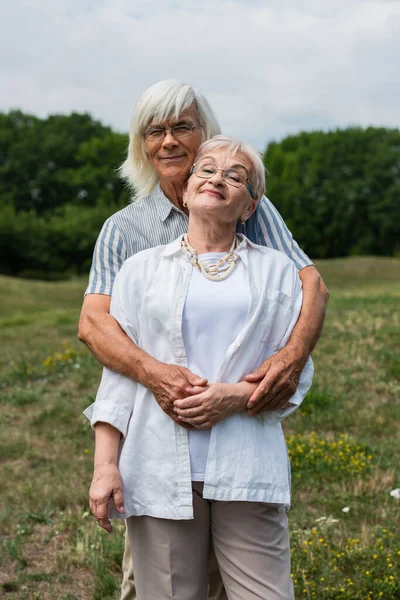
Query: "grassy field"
0 257 399 599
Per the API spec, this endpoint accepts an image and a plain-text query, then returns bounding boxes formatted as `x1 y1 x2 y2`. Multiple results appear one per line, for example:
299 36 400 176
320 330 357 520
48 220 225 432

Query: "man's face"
144 105 203 186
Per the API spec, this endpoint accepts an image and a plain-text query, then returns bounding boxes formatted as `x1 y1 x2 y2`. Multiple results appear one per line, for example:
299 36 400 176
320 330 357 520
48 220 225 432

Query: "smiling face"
184 149 257 226
144 104 203 187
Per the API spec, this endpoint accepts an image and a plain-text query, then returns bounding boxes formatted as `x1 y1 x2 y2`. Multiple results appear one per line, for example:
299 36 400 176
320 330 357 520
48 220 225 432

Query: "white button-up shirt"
84 236 314 520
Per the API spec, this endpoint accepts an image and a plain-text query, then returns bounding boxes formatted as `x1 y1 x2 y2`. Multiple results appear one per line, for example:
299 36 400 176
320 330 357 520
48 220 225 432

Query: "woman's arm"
89 422 125 533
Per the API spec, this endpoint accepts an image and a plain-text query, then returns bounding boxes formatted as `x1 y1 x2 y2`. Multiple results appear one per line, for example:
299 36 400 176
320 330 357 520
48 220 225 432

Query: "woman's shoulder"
245 237 296 267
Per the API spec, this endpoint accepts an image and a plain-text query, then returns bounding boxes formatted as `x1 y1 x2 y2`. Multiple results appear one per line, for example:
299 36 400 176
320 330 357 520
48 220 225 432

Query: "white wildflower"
342 506 350 513
389 488 400 499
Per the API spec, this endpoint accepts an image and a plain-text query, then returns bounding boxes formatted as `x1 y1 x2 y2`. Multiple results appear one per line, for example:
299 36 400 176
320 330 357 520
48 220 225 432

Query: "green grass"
0 257 399 599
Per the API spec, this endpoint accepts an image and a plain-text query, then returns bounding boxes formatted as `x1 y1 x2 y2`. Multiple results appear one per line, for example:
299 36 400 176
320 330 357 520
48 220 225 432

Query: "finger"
244 361 271 383
175 405 205 418
179 416 211 428
97 516 112 533
184 385 209 395
247 397 276 416
113 487 125 514
186 371 208 387
244 369 266 383
247 382 273 408
174 395 204 409
246 367 281 407
248 387 291 415
92 499 108 520
267 378 298 406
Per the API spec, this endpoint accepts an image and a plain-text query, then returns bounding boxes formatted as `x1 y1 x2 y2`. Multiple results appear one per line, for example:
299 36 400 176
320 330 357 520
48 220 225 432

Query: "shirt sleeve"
254 195 313 271
82 260 140 437
275 268 314 420
85 217 128 296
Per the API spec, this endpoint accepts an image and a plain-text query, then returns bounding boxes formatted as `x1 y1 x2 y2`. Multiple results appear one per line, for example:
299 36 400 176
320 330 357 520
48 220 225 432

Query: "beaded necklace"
181 234 240 281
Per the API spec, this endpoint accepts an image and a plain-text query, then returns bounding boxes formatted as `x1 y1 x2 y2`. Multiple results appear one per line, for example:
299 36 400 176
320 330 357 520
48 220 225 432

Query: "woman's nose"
209 170 224 186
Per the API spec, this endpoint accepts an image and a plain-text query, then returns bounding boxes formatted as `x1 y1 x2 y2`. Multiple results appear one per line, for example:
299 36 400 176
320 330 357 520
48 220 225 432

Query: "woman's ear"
182 184 188 208
240 199 257 223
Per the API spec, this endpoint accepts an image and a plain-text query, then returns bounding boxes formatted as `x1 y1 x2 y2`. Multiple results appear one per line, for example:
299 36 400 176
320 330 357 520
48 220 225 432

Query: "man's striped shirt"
85 184 312 296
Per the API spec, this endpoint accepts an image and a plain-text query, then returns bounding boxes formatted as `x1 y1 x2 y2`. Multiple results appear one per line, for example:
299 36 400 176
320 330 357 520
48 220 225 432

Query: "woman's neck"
160 179 188 215
186 218 236 253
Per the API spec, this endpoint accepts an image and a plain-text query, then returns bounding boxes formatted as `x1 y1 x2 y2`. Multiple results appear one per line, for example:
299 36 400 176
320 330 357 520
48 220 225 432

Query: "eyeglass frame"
142 124 202 142
189 163 255 200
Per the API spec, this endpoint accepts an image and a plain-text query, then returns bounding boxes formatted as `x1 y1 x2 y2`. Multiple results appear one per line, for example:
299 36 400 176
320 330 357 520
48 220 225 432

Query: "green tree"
264 127 400 258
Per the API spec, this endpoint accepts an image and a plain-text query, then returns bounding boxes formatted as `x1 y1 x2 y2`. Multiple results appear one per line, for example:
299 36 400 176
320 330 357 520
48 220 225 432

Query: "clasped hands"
145 344 306 429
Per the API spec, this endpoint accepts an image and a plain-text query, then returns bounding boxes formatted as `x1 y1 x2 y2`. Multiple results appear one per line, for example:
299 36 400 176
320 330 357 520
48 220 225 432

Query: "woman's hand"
89 464 125 533
173 381 256 429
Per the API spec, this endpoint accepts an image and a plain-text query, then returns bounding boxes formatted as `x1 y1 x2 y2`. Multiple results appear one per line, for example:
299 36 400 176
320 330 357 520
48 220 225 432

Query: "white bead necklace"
181 234 240 281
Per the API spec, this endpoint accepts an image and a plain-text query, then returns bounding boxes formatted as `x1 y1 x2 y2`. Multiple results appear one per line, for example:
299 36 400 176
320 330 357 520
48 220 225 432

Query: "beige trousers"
124 483 294 600
120 519 226 600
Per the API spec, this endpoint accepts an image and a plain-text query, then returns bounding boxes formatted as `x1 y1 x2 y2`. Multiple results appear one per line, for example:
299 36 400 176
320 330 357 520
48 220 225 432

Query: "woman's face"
184 149 257 225
144 105 203 186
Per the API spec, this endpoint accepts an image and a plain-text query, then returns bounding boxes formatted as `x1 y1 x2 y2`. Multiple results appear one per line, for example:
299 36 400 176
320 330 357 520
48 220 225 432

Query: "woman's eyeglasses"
191 162 255 199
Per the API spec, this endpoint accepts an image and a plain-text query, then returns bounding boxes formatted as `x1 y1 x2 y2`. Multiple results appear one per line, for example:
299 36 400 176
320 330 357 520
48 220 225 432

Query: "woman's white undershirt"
182 252 251 481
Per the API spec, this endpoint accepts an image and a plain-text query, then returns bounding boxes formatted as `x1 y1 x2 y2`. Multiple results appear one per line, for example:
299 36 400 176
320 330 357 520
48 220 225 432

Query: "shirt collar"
161 234 260 266
152 184 186 222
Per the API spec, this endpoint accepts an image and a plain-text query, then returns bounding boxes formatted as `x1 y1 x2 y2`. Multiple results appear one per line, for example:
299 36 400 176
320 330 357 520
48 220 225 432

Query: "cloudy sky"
1 0 399 150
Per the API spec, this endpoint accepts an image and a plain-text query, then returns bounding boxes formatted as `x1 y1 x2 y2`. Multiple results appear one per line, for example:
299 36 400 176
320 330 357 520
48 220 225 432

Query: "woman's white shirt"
84 235 314 520
183 253 251 481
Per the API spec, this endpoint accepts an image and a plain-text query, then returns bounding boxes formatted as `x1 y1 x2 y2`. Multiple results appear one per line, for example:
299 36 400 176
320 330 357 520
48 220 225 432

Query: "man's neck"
160 179 188 215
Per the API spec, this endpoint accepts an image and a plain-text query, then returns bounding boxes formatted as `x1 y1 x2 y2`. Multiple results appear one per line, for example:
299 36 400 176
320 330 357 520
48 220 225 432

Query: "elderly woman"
87 136 314 600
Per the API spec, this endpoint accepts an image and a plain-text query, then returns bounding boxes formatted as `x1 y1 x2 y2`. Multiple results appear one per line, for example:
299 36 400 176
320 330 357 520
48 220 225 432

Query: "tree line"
1 110 399 279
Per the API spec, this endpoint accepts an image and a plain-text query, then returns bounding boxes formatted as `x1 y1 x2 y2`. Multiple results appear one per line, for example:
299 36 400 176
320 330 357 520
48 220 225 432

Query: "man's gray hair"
119 80 221 200
195 136 266 203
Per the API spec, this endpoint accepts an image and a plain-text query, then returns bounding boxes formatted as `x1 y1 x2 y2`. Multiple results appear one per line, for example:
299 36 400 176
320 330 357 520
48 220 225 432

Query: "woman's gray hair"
119 80 221 200
195 136 266 203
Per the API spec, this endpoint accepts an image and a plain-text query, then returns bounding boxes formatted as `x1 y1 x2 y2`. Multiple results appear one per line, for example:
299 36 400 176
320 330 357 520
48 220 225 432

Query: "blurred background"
0 1 399 599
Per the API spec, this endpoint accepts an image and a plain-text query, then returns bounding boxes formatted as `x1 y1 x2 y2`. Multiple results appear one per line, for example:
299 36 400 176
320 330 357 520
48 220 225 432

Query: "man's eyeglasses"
190 161 255 199
142 124 200 142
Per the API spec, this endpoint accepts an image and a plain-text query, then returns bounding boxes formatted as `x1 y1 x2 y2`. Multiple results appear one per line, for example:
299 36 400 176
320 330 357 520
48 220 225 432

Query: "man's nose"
162 130 179 149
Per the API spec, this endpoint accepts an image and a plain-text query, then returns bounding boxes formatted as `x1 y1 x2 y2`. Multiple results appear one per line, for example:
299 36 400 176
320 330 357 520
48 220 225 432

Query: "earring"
183 201 187 208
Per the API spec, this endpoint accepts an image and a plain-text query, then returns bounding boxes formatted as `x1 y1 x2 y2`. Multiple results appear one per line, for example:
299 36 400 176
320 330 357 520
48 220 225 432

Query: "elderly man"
79 80 328 600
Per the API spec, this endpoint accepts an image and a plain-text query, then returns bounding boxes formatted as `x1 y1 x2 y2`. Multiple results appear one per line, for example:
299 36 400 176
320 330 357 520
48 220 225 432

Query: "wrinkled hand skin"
173 383 246 429
89 464 125 533
145 362 208 429
245 345 306 415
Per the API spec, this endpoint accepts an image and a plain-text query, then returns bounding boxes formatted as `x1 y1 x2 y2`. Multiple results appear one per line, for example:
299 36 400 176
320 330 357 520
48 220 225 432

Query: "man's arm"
78 294 207 426
245 264 328 413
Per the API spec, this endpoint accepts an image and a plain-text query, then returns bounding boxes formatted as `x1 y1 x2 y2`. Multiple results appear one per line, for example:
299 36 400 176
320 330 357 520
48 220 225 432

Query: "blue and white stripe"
85 185 312 296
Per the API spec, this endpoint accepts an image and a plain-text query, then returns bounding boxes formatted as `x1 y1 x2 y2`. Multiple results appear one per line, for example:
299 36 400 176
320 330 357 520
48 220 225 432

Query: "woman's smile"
200 188 225 200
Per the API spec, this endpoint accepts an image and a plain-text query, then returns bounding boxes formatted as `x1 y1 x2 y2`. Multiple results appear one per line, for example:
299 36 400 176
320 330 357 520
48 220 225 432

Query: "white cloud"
1 0 399 150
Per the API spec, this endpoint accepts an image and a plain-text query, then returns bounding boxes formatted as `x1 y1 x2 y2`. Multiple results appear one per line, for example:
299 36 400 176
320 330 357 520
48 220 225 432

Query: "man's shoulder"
107 195 156 225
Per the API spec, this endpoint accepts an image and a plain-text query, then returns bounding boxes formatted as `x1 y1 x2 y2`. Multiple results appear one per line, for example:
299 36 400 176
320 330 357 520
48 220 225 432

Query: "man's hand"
173 382 249 429
144 361 208 428
244 344 307 415
89 464 125 533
